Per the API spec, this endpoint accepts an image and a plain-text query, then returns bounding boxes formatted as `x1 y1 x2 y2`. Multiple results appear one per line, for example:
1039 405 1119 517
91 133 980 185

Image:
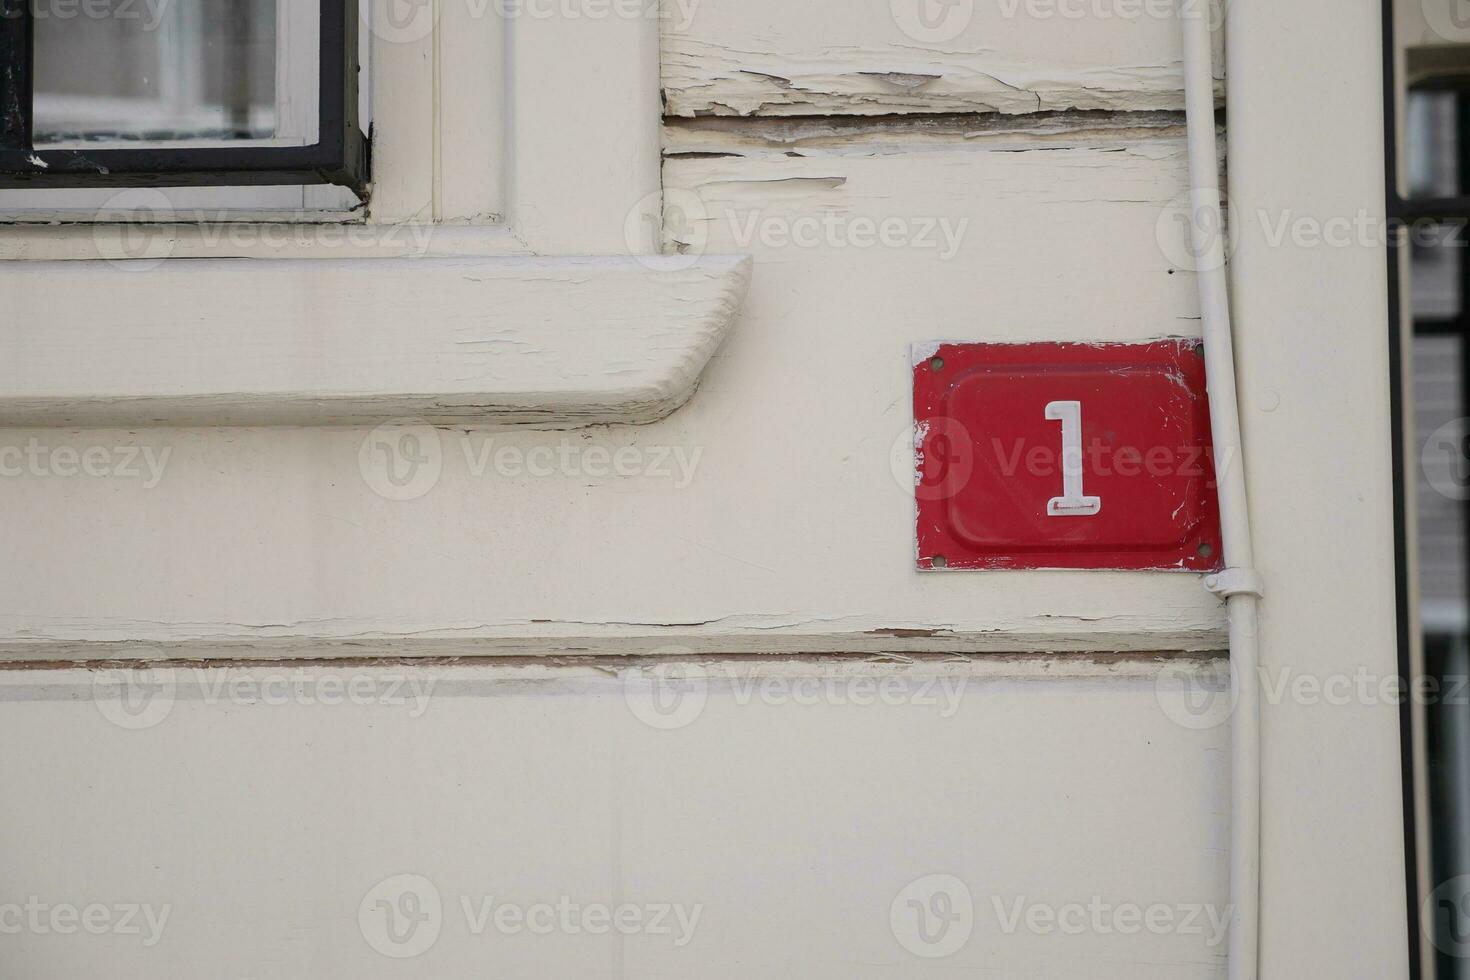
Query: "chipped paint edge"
0 618 1230 664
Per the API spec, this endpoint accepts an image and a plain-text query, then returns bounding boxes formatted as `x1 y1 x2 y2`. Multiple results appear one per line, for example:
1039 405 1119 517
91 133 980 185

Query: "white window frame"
0 0 750 430
0 0 661 254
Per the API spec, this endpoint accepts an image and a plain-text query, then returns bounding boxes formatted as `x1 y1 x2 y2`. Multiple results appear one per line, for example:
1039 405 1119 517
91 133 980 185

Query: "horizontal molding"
0 254 751 427
0 657 1226 692
0 615 1228 664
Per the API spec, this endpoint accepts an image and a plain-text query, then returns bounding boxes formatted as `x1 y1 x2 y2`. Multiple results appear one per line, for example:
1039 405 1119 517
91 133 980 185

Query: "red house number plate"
911 340 1223 571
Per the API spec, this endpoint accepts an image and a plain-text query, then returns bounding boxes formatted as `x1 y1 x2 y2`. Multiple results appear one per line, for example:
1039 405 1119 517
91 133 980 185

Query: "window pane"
32 0 319 148
1407 91 1463 200
1416 335 1467 618
1399 0 1470 199
1412 229 1466 320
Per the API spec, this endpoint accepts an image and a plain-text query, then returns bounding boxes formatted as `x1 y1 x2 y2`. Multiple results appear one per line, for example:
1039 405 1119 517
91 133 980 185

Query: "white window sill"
0 253 752 427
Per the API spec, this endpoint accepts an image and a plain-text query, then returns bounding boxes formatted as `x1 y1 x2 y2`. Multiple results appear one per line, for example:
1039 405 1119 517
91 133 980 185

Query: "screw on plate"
930 357 945 372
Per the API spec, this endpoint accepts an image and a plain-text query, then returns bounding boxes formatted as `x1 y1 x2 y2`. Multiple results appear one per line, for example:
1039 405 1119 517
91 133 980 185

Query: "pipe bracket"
1204 567 1264 600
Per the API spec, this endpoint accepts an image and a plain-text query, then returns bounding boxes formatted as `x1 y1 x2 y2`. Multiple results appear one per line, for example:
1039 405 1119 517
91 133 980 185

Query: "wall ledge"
0 253 752 427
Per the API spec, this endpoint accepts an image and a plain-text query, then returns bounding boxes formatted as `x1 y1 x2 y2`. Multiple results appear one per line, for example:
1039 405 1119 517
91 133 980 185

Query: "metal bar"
0 143 344 188
1457 101 1470 836
1382 0 1425 975
1416 318 1470 337
1393 195 1470 221
223 0 253 138
0 0 32 151
318 0 369 191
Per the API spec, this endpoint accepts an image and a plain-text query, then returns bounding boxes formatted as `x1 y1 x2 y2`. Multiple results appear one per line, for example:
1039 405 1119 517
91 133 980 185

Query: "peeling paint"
665 42 1224 119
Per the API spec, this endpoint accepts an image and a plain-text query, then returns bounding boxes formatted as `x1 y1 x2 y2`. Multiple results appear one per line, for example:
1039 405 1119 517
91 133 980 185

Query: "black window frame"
0 0 368 193
1383 4 1470 979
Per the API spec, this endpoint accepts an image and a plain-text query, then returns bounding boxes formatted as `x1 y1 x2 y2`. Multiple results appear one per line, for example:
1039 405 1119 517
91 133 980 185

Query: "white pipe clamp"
1204 567 1265 600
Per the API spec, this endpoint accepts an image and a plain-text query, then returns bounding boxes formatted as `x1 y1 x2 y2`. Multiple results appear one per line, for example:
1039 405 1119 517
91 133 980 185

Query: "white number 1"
1045 400 1102 517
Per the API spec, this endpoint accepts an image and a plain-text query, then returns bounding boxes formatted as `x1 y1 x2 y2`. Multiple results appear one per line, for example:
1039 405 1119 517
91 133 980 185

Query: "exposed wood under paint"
0 650 1228 673
664 2 1224 118
666 53 1218 118
664 109 1192 156
0 614 1229 663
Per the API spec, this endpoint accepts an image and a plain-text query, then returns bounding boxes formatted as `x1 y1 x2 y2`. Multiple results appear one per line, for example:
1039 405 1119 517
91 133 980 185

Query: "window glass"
31 0 319 148
1400 7 1470 973
1412 227 1466 320
1408 91 1462 200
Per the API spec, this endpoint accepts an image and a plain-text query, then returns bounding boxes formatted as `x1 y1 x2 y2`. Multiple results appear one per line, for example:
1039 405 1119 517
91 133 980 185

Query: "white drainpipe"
1179 4 1264 980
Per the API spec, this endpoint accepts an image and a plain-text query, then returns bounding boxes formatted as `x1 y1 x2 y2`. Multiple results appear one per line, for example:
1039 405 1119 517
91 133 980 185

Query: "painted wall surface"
0 1 1407 977
0 659 1230 978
